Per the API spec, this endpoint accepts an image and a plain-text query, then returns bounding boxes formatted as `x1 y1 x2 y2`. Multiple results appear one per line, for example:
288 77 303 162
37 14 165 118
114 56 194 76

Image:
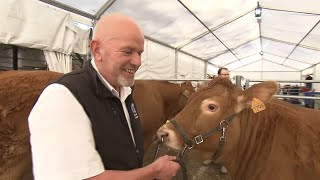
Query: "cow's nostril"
157 129 169 140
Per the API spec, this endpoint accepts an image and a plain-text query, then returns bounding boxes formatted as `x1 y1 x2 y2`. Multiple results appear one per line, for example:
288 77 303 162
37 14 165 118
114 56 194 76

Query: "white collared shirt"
29 60 135 179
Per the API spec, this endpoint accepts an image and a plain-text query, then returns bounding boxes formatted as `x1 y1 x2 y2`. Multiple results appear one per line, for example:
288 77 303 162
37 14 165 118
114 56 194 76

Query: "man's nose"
131 52 141 67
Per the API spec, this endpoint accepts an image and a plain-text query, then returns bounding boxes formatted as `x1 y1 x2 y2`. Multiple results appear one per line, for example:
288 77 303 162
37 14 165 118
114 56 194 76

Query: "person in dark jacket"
29 13 180 180
217 67 230 78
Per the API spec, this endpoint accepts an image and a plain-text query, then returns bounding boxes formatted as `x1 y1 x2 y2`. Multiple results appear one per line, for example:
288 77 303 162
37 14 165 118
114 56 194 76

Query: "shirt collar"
91 60 132 101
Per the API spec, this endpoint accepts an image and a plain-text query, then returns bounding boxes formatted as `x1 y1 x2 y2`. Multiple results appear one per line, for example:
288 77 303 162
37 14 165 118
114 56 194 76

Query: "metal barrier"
136 79 211 81
248 79 320 109
274 95 320 100
247 80 320 83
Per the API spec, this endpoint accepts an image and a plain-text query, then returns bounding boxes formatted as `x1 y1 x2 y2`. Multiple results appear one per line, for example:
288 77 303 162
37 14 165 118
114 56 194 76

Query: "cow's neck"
220 99 319 180
223 107 273 179
158 83 183 120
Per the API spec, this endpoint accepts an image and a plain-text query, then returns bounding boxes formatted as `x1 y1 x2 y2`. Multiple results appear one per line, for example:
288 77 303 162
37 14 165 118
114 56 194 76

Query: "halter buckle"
194 135 204 144
219 136 227 142
219 126 227 142
219 120 229 128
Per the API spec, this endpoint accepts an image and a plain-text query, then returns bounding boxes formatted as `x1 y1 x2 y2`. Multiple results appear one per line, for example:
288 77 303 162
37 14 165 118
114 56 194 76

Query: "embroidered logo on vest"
131 103 139 119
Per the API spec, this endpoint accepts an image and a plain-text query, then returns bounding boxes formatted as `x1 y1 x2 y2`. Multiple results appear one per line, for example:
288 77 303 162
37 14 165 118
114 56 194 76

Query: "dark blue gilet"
53 63 144 170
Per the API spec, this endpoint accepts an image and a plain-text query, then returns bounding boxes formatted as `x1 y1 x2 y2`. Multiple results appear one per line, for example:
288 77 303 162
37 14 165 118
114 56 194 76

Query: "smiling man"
29 13 180 180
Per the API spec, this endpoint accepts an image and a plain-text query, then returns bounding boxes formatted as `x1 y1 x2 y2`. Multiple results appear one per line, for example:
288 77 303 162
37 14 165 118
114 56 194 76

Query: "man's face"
219 69 229 78
99 33 144 88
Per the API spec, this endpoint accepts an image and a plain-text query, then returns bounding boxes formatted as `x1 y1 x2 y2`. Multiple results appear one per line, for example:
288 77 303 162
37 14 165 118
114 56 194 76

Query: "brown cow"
157 77 320 180
0 70 61 180
133 80 194 150
0 70 194 179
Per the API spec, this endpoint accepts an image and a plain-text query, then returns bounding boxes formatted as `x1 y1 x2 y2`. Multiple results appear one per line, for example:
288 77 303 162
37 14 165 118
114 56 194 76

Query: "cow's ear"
183 89 192 97
238 81 279 108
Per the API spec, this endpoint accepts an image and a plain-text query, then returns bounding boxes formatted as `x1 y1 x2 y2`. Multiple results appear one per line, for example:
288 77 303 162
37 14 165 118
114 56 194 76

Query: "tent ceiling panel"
261 9 319 44
104 0 208 47
260 0 320 14
289 47 320 65
181 33 228 59
207 64 219 75
300 23 320 49
209 52 237 66
262 60 298 71
263 53 286 64
148 12 210 47
241 54 262 66
181 0 257 29
55 0 107 15
262 38 295 57
226 60 243 70
213 13 259 50
283 58 312 70
232 39 261 59
234 60 297 71
4 0 320 75
208 52 238 67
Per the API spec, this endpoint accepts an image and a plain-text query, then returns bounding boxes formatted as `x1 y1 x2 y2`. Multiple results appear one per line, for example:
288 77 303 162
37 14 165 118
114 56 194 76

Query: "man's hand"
151 155 180 179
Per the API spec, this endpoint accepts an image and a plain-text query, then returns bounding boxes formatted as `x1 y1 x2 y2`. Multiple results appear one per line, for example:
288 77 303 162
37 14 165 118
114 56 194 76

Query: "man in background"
217 67 229 78
203 67 229 174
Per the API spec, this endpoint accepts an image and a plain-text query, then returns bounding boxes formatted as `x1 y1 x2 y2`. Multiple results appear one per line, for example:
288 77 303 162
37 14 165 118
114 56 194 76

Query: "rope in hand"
153 137 188 180
174 158 188 180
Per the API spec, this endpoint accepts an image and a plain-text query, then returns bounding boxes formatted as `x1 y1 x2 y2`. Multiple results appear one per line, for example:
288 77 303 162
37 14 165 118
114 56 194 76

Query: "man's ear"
90 40 102 61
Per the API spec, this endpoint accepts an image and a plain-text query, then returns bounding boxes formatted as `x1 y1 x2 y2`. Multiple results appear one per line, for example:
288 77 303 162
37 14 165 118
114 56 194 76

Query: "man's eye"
122 50 133 55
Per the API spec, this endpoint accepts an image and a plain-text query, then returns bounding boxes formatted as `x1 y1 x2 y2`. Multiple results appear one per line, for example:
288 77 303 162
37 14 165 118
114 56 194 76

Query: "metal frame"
38 0 95 19
274 95 320 100
34 0 320 77
177 0 241 62
282 20 320 65
248 80 320 83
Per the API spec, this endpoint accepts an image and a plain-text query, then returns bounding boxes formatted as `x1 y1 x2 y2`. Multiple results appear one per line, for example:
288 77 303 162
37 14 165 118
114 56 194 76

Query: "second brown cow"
0 70 194 179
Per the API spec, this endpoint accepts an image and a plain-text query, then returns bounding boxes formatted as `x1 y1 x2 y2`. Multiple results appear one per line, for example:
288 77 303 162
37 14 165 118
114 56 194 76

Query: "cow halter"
168 114 236 159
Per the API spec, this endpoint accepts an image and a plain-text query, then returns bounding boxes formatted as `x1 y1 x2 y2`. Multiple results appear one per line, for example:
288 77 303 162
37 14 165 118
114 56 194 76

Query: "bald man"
29 13 180 180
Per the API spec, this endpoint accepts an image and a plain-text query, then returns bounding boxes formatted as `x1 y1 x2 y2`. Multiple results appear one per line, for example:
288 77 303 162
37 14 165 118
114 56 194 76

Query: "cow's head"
166 81 195 120
157 77 278 159
178 81 195 104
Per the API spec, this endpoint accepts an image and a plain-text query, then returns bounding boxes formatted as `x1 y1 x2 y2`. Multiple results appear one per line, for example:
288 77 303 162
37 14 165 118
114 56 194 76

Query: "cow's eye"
208 104 217 111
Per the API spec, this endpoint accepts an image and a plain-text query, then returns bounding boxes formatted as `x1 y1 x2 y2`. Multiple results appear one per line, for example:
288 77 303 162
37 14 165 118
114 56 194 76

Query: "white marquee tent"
0 0 320 89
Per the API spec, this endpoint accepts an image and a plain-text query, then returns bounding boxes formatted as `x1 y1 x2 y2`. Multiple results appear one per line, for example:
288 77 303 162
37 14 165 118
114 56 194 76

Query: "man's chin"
118 76 135 87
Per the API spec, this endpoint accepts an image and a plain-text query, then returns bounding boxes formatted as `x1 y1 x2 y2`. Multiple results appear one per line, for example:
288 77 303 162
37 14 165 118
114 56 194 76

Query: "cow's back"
0 70 61 180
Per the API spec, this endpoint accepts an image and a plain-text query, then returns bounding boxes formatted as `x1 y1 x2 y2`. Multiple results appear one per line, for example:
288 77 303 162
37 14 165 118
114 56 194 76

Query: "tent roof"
40 0 320 73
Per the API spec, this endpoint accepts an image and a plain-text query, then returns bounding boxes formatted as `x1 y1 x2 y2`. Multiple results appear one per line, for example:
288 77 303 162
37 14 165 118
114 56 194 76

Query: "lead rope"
153 138 188 180
153 137 163 162
175 144 188 180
